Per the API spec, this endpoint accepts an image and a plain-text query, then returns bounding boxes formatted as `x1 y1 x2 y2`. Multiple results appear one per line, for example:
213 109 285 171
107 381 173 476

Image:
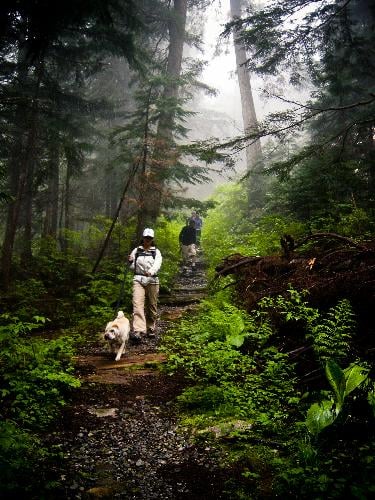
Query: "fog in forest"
184 0 312 199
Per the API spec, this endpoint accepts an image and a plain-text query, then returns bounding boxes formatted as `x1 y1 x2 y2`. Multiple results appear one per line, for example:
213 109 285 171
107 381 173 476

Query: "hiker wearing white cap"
128 228 162 341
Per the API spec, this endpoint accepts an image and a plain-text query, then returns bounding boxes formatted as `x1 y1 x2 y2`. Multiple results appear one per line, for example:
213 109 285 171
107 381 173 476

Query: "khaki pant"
132 281 159 334
181 244 196 265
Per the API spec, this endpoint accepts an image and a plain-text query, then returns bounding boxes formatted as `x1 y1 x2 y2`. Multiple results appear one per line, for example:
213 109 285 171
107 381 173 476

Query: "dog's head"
104 323 120 341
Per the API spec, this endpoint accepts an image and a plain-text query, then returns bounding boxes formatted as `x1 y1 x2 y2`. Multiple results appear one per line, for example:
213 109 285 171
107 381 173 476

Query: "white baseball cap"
142 228 154 238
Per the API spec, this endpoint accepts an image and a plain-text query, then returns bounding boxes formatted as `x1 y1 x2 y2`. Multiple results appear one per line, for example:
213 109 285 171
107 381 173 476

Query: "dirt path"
46 258 231 499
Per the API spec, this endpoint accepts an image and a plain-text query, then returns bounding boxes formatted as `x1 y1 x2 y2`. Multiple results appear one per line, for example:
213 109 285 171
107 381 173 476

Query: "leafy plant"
308 299 355 365
259 287 319 326
153 216 181 291
0 315 80 429
0 420 45 493
162 296 299 428
306 359 370 435
0 315 81 492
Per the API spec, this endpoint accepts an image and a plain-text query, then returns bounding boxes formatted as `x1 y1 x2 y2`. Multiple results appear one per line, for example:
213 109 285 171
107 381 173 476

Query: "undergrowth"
0 314 80 494
161 288 375 498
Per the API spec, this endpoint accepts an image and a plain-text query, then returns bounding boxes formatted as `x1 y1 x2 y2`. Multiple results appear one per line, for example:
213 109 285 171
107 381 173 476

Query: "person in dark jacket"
179 219 197 269
190 210 202 245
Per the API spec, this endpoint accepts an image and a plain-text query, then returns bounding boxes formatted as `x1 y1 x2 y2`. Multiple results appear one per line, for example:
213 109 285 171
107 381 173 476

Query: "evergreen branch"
216 93 374 158
315 0 354 30
269 93 375 113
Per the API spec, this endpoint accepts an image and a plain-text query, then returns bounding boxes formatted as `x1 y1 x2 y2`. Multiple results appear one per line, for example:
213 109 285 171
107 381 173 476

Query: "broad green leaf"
325 359 345 408
306 400 337 435
343 363 369 397
228 314 245 337
226 333 245 347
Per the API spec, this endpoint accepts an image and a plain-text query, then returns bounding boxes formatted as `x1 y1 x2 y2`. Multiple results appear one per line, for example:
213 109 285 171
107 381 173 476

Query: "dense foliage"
162 288 375 498
158 184 375 497
0 0 374 496
0 315 80 493
0 0 215 291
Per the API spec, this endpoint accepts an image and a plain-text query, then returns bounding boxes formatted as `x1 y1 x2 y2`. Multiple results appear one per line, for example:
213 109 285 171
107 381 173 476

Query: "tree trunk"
367 124 375 214
230 0 264 208
42 139 60 242
59 144 75 252
1 47 42 289
1 103 39 289
135 85 154 240
64 153 72 232
92 162 139 273
20 155 35 265
145 0 187 225
104 167 114 218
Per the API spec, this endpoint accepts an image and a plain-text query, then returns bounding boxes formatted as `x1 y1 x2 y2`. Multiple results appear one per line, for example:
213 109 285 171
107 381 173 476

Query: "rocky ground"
45 257 232 499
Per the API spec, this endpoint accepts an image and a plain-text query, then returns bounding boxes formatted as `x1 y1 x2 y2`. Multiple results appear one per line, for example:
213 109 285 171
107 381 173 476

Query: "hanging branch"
91 159 140 274
92 82 154 274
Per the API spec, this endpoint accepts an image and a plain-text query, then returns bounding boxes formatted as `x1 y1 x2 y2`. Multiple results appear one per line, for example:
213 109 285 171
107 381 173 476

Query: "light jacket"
129 246 162 285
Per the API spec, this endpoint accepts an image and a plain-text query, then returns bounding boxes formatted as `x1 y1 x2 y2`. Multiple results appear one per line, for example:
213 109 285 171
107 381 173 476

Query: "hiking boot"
147 329 156 338
131 332 142 343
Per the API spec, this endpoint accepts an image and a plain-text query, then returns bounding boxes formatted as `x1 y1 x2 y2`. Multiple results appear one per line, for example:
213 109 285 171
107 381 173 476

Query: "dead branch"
215 256 263 275
295 232 368 251
286 345 313 359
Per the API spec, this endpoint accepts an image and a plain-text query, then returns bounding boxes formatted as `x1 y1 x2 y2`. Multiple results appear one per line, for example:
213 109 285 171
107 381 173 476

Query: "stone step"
159 292 206 305
173 285 207 292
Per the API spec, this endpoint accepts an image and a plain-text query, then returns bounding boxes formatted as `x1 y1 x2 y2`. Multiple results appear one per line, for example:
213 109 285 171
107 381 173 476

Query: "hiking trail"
45 255 230 499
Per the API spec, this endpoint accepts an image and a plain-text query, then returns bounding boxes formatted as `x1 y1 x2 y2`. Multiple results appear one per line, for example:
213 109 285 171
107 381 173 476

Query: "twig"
216 256 263 275
295 232 368 251
286 345 313 358
269 93 375 113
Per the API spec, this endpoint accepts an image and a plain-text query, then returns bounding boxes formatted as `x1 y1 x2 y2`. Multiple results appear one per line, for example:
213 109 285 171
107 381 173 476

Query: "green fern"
309 299 355 365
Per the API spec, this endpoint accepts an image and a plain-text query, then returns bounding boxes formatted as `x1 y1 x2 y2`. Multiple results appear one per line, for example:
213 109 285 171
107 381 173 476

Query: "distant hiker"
179 219 197 269
128 228 162 342
190 210 203 245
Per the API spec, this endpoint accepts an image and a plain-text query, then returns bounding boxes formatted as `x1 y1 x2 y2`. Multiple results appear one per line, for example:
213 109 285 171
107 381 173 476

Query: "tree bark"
145 0 187 225
230 0 264 208
1 100 40 288
20 153 35 265
42 139 60 242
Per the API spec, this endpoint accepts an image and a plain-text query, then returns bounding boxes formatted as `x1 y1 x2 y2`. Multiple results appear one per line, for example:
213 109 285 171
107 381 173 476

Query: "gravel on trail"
45 259 232 499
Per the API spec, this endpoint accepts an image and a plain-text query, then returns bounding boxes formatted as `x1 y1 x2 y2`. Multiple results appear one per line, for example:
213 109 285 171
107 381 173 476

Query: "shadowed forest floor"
42 256 234 499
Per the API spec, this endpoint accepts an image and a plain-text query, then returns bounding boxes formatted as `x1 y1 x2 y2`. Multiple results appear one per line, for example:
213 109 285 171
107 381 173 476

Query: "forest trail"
46 254 229 499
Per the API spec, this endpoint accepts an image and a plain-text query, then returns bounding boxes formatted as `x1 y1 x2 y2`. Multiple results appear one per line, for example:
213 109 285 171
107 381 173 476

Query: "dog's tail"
117 311 125 318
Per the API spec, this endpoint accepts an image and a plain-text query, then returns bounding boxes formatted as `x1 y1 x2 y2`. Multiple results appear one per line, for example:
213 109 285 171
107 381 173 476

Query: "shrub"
308 299 355 365
0 315 80 429
202 183 306 277
0 315 80 492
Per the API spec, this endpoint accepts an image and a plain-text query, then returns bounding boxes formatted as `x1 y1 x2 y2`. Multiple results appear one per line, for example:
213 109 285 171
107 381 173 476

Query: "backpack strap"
134 247 157 276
